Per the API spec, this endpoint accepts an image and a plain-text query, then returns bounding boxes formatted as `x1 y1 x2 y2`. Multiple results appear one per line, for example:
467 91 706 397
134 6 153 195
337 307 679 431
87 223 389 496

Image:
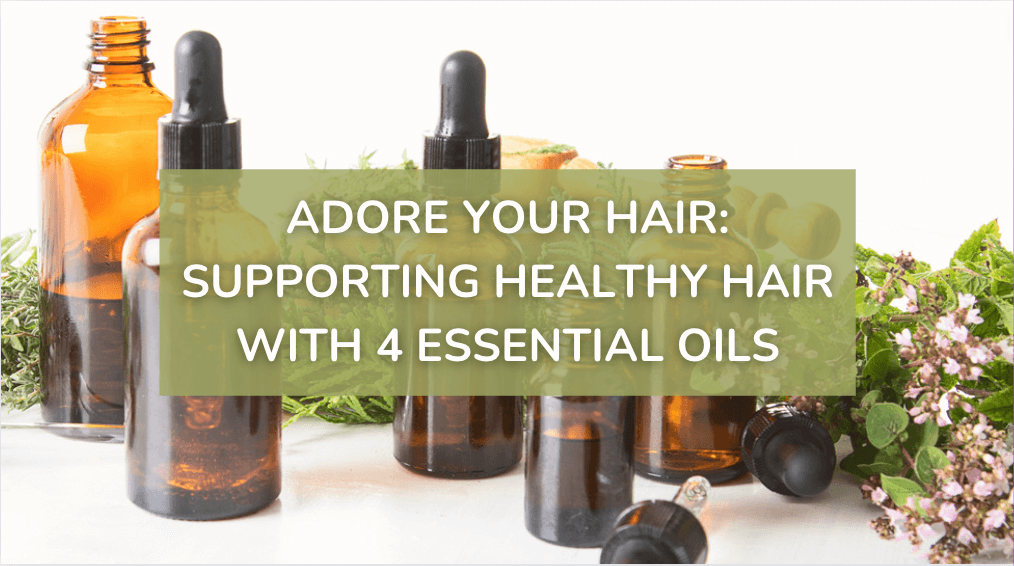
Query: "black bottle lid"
423 50 500 171
159 31 240 170
600 500 708 564
741 402 836 497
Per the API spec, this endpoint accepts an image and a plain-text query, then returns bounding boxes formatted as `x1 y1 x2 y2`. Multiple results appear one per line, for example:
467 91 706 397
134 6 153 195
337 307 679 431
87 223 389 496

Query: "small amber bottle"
38 17 171 440
525 293 635 547
123 31 280 520
526 393 635 547
392 51 523 478
628 155 758 484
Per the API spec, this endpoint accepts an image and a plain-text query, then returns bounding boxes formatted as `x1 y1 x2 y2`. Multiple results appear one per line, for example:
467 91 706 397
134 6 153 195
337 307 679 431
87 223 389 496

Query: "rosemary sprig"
1 231 42 411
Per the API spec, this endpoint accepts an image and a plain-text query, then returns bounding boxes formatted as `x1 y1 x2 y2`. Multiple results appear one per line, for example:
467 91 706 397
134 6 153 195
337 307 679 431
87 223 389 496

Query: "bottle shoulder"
38 82 171 146
123 211 160 266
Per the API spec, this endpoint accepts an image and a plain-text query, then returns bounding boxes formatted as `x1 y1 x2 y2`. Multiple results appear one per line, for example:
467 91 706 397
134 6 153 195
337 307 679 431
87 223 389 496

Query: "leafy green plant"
1 231 42 410
787 220 1012 563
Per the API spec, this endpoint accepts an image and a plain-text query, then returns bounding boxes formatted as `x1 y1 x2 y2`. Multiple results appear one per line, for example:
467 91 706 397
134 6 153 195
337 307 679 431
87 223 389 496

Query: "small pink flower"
919 498 934 511
967 346 992 364
950 325 969 343
934 333 951 348
916 523 937 542
914 413 930 424
905 285 918 302
942 481 963 497
891 296 914 313
965 308 984 325
936 315 957 333
983 509 1007 530
905 387 923 399
918 364 936 380
966 468 982 483
885 508 906 524
956 527 976 546
937 502 958 523
958 293 976 309
1001 451 1014 468
1000 340 1013 363
936 412 950 427
943 358 961 375
871 487 888 504
968 366 982 380
894 328 914 347
972 480 993 497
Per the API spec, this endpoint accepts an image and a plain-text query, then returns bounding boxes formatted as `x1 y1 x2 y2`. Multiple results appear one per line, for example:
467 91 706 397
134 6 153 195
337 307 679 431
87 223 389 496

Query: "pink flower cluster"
890 284 1012 428
864 414 1013 563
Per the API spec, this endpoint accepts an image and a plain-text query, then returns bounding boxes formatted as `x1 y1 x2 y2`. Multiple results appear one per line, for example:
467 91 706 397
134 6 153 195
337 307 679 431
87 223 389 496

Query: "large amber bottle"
38 17 171 440
628 155 758 484
122 31 280 520
392 51 523 479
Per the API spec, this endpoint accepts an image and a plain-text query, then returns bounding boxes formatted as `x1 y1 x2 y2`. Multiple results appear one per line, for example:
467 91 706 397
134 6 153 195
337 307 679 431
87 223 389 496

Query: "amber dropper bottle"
392 51 523 478
741 402 836 497
122 31 281 520
629 155 758 484
600 476 711 564
38 17 171 441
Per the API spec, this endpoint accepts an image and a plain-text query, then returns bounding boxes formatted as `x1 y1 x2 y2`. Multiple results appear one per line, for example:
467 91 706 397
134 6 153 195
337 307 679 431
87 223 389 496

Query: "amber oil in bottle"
38 17 171 440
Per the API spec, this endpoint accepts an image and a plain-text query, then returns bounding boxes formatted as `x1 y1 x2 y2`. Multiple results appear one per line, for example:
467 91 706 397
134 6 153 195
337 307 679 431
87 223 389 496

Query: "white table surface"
1 405 1009 564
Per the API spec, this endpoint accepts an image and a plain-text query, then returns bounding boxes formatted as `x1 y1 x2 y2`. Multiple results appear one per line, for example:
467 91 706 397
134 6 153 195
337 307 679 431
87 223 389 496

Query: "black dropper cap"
600 501 708 564
159 31 240 170
741 403 836 497
423 50 500 170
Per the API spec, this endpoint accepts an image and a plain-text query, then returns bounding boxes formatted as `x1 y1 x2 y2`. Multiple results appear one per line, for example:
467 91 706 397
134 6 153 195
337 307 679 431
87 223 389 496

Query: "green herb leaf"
951 220 1000 266
915 446 949 485
866 403 909 448
977 386 1013 425
880 474 927 506
902 420 939 455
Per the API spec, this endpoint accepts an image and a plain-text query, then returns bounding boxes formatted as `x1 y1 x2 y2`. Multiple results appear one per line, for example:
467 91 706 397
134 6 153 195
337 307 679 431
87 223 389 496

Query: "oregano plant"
789 220 1013 563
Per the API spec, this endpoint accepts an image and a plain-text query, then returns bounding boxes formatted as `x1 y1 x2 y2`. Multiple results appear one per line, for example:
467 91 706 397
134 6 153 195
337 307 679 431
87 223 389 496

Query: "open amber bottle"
628 155 758 484
122 31 280 520
38 17 171 440
525 294 635 547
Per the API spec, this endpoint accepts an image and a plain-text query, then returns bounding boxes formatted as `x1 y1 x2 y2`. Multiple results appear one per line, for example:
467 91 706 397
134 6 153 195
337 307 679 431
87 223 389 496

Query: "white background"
1 3 1013 564
1 1 1012 267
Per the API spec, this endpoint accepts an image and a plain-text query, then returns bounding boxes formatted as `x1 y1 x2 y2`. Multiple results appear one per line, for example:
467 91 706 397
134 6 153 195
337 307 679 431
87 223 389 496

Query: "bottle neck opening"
661 154 733 206
667 155 727 170
86 17 154 83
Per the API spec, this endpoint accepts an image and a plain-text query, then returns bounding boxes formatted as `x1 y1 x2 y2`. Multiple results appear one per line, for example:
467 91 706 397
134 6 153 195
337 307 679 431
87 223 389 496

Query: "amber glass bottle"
123 31 280 520
526 396 635 547
393 198 524 478
392 50 523 479
628 155 758 484
525 294 635 547
38 17 171 440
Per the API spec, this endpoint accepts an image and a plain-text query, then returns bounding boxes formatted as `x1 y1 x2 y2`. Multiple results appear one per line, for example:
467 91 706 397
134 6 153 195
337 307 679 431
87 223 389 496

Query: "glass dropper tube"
672 475 711 518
